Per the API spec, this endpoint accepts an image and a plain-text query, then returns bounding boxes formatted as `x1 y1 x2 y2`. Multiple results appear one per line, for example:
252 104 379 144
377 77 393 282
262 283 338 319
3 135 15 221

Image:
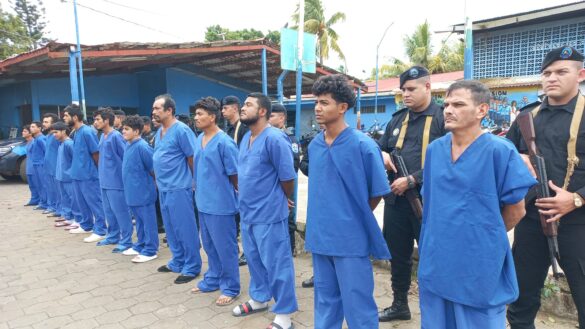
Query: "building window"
355 105 385 114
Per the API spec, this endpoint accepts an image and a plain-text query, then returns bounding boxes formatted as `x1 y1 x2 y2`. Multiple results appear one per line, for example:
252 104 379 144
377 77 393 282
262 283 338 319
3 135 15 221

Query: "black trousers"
507 216 585 328
383 196 421 294
288 207 297 255
155 193 164 233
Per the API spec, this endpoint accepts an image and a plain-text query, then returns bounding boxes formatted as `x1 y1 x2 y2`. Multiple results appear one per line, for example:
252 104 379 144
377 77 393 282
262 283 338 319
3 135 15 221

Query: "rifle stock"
390 150 423 221
516 113 562 278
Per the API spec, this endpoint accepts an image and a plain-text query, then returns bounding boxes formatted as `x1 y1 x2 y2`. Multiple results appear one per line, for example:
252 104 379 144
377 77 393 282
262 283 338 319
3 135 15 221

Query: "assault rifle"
390 150 423 221
517 113 562 278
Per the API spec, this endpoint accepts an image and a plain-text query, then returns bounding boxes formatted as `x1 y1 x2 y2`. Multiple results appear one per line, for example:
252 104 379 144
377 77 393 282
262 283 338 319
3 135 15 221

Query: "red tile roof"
365 70 464 93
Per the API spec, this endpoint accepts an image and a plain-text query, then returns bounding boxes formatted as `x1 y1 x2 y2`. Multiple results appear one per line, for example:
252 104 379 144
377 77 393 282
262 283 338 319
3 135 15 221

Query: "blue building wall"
165 68 248 115
136 69 167 116
0 82 31 138
283 94 396 136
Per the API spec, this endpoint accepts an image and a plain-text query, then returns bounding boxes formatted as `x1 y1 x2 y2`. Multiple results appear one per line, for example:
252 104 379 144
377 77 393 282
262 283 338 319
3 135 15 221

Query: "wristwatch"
406 176 415 189
574 193 584 208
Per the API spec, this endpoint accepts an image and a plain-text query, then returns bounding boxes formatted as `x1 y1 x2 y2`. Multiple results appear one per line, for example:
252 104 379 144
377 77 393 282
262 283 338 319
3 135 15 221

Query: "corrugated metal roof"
0 40 365 96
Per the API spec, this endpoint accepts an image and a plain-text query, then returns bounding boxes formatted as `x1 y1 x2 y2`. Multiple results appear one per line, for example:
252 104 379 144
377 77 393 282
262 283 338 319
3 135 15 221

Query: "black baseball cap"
541 46 584 72
221 96 240 107
399 66 430 89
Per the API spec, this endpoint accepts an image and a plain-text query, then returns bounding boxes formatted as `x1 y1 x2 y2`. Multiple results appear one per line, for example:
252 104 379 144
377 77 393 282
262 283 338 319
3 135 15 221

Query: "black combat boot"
378 292 411 322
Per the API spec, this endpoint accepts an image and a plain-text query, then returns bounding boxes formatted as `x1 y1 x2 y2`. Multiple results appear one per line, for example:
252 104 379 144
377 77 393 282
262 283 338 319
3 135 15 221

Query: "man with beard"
152 94 201 284
231 93 297 329
62 104 107 241
41 113 62 217
113 109 126 133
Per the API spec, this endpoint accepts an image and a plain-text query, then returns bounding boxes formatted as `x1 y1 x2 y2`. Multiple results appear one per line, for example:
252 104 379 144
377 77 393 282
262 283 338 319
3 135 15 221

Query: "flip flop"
232 301 268 317
55 221 69 227
216 293 239 306
190 286 219 294
266 322 294 329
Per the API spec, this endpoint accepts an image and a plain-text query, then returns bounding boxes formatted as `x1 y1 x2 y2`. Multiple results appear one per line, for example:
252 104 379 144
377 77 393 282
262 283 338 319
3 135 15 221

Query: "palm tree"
291 0 346 64
404 20 433 68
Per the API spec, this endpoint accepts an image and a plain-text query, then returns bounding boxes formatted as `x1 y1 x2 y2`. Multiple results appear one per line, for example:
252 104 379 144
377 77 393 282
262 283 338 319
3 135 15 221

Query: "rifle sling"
395 111 434 168
532 94 585 190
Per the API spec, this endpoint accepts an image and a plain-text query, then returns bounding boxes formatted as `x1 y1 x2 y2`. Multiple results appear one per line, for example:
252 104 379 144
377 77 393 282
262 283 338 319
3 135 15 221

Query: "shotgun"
390 150 423 221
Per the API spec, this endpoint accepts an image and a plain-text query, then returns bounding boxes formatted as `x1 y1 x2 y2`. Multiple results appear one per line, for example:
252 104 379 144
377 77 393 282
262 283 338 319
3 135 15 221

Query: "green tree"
371 22 464 79
204 25 280 46
291 0 346 64
0 4 30 59
11 0 47 49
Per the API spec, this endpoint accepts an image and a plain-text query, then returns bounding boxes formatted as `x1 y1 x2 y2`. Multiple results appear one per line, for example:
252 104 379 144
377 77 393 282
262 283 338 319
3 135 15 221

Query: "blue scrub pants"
159 188 201 277
26 174 40 205
101 188 133 248
312 253 378 329
197 212 240 297
59 181 73 220
45 174 60 213
129 204 159 257
32 164 48 208
241 220 298 314
420 285 506 329
72 179 106 235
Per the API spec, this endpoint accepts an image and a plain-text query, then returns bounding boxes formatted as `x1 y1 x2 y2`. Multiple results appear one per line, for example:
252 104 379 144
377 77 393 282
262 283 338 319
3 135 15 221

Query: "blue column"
261 48 268 95
69 48 80 104
277 70 290 104
30 81 40 120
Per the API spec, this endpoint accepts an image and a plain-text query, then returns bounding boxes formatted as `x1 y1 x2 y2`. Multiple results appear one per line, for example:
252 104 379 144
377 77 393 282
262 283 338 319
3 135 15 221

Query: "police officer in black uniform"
141 116 156 147
221 95 250 266
269 103 301 255
378 66 447 322
506 46 585 329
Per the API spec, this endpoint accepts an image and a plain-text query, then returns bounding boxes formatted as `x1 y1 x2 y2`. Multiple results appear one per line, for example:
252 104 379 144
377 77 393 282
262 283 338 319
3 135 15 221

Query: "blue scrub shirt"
56 139 73 182
305 127 391 259
98 130 126 190
153 121 196 192
44 134 60 176
30 135 46 165
25 141 34 173
194 131 239 215
238 127 296 224
70 125 99 181
418 133 536 308
122 138 156 207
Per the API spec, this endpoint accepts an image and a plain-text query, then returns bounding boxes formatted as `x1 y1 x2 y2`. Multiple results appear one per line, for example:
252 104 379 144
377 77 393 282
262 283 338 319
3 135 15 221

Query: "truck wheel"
19 158 27 182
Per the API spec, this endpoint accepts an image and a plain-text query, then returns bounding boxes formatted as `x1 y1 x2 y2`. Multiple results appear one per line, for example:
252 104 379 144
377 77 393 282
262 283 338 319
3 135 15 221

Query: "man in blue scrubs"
52 122 75 227
152 94 201 284
22 125 39 206
94 108 133 252
418 80 536 328
305 75 391 329
41 113 62 217
231 93 297 329
29 121 48 210
190 96 240 306
121 115 159 263
62 104 107 241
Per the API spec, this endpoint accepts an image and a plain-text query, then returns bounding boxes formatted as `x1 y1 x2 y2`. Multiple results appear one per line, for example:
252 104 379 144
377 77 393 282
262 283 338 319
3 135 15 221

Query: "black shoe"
163 236 168 244
379 294 411 322
238 254 247 267
174 274 197 284
157 265 172 273
302 276 314 288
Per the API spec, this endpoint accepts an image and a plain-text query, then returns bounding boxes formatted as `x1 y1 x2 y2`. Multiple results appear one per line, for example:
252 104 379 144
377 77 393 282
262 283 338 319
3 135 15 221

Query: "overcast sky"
0 0 579 79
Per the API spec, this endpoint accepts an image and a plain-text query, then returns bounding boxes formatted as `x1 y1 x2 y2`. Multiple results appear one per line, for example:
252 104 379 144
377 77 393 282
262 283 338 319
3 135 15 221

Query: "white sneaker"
83 233 105 243
122 248 140 256
132 254 158 263
69 227 91 234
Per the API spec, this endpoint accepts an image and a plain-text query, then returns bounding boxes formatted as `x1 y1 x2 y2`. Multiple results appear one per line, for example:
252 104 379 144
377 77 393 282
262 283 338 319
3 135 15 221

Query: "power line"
96 0 161 16
63 0 183 40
